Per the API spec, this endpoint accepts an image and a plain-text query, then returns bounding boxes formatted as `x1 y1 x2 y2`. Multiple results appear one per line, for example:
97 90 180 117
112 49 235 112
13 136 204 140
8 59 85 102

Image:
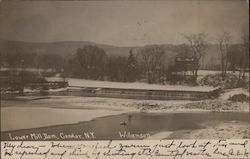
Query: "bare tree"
183 33 207 81
217 32 232 79
76 45 106 80
138 45 165 83
239 31 249 80
175 44 192 58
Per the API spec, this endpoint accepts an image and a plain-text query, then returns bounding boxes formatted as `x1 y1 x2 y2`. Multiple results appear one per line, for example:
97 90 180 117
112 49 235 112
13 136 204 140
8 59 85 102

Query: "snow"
177 121 249 139
219 88 249 100
61 78 215 92
198 70 249 77
47 70 250 92
146 131 173 140
47 88 68 92
0 67 53 73
23 88 67 93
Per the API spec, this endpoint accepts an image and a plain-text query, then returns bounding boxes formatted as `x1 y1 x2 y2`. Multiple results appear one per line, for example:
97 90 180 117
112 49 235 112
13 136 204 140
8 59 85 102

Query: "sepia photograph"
0 0 249 143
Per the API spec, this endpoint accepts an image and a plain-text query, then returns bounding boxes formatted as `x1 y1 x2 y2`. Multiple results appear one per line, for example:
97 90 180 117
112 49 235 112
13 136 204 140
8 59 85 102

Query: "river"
1 103 248 140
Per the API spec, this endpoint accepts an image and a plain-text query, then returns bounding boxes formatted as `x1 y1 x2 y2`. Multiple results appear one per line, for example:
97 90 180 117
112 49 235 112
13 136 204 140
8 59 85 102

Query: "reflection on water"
1 110 249 140
79 112 248 139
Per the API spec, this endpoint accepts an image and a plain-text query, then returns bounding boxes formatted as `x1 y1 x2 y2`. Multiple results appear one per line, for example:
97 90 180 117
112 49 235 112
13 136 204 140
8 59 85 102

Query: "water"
1 106 123 131
1 111 249 140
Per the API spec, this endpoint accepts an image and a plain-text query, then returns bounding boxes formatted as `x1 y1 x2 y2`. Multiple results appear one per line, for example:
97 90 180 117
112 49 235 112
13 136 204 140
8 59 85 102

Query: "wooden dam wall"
1 86 220 101
65 86 220 100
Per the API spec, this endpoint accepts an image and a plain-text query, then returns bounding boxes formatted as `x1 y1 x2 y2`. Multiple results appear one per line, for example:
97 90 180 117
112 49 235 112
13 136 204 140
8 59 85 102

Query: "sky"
0 0 249 46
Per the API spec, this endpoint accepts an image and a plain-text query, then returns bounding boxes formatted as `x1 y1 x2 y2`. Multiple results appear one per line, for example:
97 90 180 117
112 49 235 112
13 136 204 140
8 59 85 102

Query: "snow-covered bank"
219 88 249 100
170 121 249 139
146 131 173 140
23 87 68 93
146 119 249 140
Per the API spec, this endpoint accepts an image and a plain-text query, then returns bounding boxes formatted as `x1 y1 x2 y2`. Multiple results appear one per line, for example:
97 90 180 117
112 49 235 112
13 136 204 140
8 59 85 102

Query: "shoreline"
2 95 249 112
1 96 249 140
168 120 250 140
146 120 250 140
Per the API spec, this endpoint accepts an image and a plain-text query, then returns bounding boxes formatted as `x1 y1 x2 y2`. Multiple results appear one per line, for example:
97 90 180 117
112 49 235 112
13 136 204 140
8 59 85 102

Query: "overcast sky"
0 0 248 46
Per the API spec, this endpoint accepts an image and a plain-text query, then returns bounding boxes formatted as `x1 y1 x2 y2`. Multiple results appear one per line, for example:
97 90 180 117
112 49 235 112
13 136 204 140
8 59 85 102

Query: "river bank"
2 95 248 112
147 121 249 140
173 121 249 139
1 96 249 135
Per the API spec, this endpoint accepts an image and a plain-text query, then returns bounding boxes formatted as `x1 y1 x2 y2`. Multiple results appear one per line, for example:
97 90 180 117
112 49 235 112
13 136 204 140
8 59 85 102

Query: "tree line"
1 52 66 72
1 32 249 84
67 46 139 82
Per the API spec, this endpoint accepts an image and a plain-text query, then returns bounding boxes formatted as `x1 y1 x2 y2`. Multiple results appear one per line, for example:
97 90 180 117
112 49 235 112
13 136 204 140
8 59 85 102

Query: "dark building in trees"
174 57 196 73
167 57 196 84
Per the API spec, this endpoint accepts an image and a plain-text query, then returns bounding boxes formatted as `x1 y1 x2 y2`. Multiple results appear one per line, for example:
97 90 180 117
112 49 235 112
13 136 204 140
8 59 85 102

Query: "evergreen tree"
126 49 138 82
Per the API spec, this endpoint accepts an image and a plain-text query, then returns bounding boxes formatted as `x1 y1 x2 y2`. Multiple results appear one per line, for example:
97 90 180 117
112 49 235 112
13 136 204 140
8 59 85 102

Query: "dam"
66 86 221 100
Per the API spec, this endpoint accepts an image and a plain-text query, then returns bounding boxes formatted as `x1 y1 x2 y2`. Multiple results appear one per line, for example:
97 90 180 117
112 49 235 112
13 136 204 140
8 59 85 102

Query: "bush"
199 73 249 89
228 93 249 102
21 71 46 84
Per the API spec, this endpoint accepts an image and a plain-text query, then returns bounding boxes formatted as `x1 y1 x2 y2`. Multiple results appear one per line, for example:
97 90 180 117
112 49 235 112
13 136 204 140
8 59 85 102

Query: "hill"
0 40 137 58
0 40 221 69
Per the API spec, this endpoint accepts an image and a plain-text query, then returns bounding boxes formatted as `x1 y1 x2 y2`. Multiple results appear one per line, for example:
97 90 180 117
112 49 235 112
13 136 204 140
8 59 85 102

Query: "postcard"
0 0 249 158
